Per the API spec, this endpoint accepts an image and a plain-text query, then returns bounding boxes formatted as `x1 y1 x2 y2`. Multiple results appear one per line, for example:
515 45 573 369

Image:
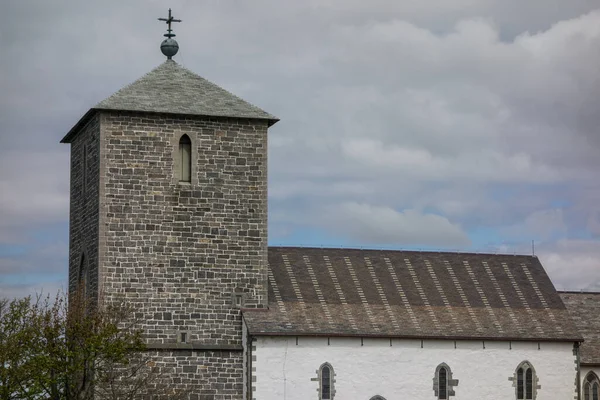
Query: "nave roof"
244 247 582 342
559 291 600 365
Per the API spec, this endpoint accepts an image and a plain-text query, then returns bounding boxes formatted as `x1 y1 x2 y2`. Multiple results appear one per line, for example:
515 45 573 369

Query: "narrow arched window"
433 363 457 398
178 134 191 183
515 362 536 399
316 363 335 400
584 372 600 400
370 396 386 400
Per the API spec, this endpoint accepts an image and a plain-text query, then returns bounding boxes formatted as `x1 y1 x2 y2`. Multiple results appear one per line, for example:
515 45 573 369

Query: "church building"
60 11 600 400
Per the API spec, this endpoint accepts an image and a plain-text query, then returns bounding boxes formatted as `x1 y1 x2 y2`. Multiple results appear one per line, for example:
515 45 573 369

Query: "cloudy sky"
1 0 600 298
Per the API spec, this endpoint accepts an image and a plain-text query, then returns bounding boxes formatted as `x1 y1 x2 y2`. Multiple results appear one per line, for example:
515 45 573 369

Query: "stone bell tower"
61 10 277 398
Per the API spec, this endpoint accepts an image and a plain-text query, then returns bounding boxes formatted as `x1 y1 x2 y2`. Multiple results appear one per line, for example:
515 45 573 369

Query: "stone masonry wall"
145 350 244 399
94 110 269 398
68 114 101 300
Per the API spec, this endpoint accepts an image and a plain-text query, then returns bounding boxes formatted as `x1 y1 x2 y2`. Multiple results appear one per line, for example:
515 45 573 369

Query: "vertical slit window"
82 145 87 194
79 254 88 297
179 134 191 183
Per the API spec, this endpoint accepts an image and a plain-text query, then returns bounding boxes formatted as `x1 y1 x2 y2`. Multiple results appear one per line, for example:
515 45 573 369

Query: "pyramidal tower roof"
97 60 276 122
62 60 278 142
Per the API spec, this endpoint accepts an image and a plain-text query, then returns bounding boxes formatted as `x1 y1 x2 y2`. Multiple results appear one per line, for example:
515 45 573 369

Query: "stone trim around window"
508 360 540 400
310 362 336 400
433 362 458 398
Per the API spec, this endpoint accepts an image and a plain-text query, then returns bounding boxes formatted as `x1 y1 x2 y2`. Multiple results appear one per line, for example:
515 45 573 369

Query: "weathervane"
158 9 182 59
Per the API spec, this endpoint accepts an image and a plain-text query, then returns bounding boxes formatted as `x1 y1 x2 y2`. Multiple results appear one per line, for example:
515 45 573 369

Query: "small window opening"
180 332 187 343
178 134 191 183
233 293 244 308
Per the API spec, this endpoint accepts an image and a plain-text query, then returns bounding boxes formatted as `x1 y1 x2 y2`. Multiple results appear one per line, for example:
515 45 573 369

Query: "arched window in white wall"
315 363 335 400
369 396 386 400
178 134 191 183
433 363 458 398
514 361 538 400
584 372 600 400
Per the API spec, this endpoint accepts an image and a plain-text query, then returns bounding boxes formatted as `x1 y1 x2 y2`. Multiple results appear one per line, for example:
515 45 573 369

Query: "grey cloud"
537 239 600 291
319 202 471 247
2 0 600 295
0 240 67 275
0 280 66 300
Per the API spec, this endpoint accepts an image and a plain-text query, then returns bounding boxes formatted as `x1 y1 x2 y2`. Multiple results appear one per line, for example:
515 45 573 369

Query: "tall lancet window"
584 372 600 400
316 363 335 400
433 363 457 398
515 361 537 399
178 134 191 183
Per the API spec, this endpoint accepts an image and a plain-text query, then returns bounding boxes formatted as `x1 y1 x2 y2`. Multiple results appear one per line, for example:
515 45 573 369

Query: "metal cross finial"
158 8 182 39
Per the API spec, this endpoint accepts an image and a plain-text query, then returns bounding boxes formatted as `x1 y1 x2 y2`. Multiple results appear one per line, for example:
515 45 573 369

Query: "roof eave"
244 330 584 343
61 108 279 144
60 108 98 144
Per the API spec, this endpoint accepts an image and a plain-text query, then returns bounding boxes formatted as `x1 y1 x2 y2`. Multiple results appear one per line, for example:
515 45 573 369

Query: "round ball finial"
158 9 182 60
161 38 179 59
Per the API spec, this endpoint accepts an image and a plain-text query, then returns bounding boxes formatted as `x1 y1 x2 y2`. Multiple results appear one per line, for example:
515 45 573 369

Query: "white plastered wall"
242 318 248 400
253 336 576 400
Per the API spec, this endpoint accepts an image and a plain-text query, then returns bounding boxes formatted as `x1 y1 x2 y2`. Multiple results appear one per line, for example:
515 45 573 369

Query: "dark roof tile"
244 247 582 342
559 291 600 365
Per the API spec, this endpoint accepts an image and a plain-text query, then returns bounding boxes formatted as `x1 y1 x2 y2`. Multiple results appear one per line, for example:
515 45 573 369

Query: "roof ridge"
267 245 537 258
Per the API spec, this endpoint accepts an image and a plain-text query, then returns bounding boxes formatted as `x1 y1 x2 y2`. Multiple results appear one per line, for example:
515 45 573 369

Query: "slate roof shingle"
62 60 277 143
243 247 582 342
559 291 600 365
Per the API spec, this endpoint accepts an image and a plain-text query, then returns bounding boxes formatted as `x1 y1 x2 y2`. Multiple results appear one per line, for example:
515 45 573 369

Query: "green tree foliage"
0 290 165 400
